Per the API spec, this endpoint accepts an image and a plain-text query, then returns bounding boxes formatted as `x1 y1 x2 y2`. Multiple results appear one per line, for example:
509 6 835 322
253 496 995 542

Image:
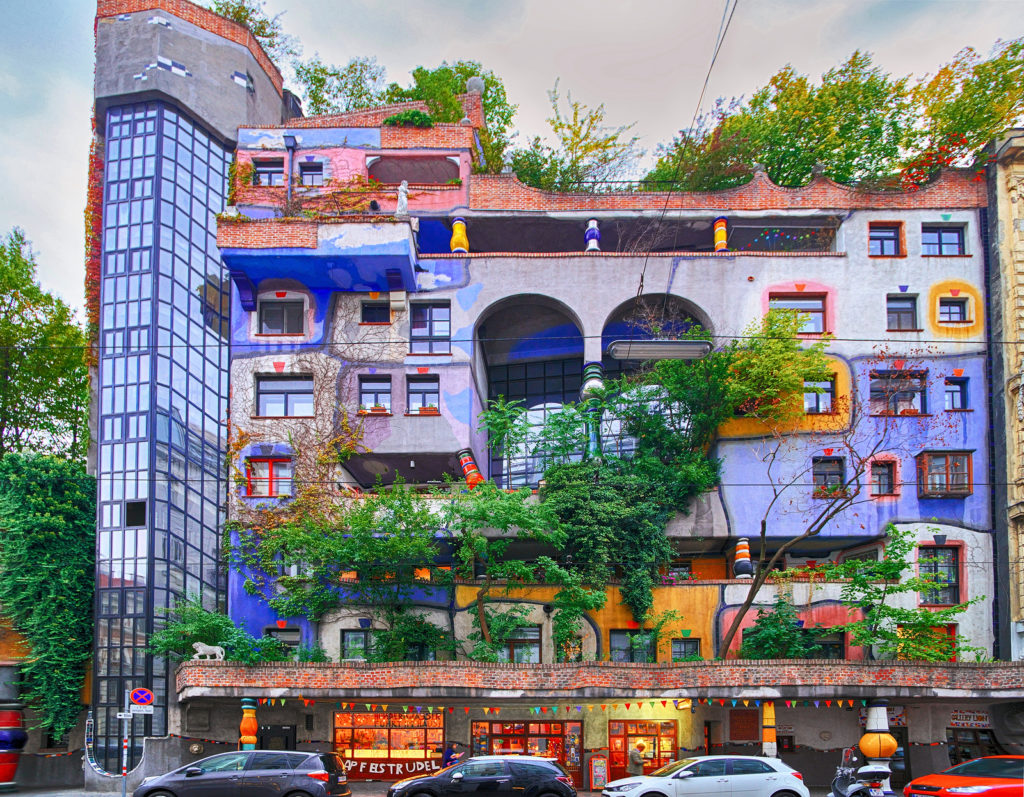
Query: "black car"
133 749 350 797
387 755 577 797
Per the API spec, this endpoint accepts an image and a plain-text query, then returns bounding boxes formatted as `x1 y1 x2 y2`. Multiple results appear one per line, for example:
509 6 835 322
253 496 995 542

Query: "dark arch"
601 294 713 378
475 294 585 367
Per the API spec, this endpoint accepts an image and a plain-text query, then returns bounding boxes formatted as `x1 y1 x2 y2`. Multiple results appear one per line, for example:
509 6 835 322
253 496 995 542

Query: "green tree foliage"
368 611 455 664
207 0 298 63
510 81 641 191
294 55 387 115
0 229 89 461
0 454 94 737
738 596 824 659
148 595 291 665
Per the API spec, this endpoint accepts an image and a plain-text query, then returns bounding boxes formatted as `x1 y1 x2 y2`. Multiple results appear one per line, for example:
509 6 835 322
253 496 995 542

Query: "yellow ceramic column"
761 701 777 757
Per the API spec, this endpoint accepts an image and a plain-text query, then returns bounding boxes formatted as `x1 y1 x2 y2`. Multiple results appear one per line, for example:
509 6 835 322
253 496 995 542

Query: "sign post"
122 687 154 797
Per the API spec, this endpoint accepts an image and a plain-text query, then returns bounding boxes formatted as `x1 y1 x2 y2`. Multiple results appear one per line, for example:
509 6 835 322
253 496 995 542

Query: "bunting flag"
755 700 760 708
731 700 737 707
785 700 791 708
449 708 454 713
825 700 832 708
814 701 820 708
661 701 667 708
742 700 749 707
464 708 470 714
541 707 548 714
587 705 594 712
483 708 490 715
718 699 725 706
612 704 619 710
382 705 388 712
672 700 679 709
625 703 631 710
365 704 371 711
493 708 500 715
601 705 607 711
648 702 655 709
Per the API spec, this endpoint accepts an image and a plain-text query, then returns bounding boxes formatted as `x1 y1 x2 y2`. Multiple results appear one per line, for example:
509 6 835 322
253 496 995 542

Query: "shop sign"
858 706 906 727
949 710 990 729
344 759 442 779
776 724 794 733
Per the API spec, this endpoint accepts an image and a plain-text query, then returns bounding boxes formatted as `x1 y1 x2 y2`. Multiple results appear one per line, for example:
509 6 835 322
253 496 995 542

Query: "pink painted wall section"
718 602 867 660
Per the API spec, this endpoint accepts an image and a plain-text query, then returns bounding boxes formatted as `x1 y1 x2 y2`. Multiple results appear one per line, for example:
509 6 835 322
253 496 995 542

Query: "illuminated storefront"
333 711 444 779
608 720 678 781
471 721 583 785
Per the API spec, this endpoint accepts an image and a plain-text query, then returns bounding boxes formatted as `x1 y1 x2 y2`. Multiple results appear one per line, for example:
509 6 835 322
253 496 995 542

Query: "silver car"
603 755 809 797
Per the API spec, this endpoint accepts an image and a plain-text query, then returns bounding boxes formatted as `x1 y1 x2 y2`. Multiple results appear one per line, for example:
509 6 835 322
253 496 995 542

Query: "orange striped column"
713 217 728 251
457 448 485 489
761 701 776 757
239 698 258 750
733 537 753 578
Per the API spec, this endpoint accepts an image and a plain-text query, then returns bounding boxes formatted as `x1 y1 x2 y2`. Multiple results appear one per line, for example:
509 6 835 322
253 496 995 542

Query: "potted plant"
370 404 388 414
418 404 440 415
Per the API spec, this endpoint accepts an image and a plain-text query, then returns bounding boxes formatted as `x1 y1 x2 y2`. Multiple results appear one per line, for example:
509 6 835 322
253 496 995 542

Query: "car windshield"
944 758 1024 779
650 759 698 777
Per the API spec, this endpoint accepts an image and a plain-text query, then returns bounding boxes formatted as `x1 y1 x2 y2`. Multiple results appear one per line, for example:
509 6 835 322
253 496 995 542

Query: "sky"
1 0 1023 315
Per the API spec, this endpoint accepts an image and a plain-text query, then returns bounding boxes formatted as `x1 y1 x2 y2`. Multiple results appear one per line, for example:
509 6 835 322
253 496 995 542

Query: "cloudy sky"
2 0 1022 314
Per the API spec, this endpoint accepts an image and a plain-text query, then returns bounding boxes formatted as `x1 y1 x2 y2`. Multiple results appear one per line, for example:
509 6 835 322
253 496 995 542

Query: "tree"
294 55 387 115
207 0 298 63
738 595 824 659
510 81 641 191
0 454 94 737
0 229 89 462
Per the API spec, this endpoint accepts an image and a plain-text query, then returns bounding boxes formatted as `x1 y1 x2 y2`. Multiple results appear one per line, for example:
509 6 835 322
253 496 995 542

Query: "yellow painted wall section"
0 619 28 665
690 558 726 579
926 280 984 338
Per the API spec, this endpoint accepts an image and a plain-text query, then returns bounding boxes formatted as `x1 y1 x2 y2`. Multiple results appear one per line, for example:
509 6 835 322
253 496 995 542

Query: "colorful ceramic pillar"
239 698 258 751
450 217 469 253
761 701 777 757
733 537 753 578
0 701 26 791
580 362 605 458
859 699 898 795
713 217 728 251
457 448 485 489
584 219 601 252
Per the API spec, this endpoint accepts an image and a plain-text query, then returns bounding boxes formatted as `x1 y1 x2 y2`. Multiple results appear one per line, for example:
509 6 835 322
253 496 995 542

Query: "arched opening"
367 155 460 184
601 294 713 380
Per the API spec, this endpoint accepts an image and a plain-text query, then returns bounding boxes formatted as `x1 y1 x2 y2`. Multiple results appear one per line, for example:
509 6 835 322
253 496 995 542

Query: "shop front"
608 720 678 782
471 721 583 786
333 711 444 780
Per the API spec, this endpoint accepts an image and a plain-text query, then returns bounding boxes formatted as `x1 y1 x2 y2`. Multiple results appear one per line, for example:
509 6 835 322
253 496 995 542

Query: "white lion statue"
191 641 225 661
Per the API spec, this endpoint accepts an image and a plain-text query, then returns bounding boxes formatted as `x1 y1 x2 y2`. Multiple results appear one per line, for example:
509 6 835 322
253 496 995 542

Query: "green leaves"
294 55 388 116
738 596 824 660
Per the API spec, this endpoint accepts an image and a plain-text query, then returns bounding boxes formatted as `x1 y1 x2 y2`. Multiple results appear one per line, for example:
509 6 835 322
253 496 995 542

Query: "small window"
265 626 301 650
815 633 845 659
869 370 927 415
246 458 293 497
496 625 541 663
887 296 917 331
812 457 846 496
407 376 440 412
359 376 391 412
939 298 969 324
609 629 655 663
341 629 370 660
256 375 314 417
920 546 960 604
299 162 323 186
671 638 700 661
803 379 835 414
410 302 451 354
917 451 972 498
253 158 285 187
361 302 390 324
259 300 304 335
945 378 969 410
869 224 902 257
125 500 147 527
922 226 965 256
769 294 826 334
871 462 896 496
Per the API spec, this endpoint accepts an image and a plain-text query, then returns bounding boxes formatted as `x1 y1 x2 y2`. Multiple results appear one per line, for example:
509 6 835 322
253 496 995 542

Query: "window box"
415 405 440 415
813 485 850 499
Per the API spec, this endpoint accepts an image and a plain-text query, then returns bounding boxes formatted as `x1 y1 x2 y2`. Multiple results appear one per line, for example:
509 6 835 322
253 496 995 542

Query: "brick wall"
469 169 988 212
96 0 283 94
381 124 477 150
177 659 1024 700
217 218 318 249
253 93 483 130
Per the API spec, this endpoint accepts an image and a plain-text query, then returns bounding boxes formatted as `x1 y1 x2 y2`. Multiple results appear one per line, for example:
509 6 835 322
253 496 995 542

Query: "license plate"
869 789 884 796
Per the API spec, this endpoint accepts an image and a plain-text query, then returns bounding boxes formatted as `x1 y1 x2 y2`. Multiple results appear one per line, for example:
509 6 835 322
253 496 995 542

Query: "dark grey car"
132 750 350 797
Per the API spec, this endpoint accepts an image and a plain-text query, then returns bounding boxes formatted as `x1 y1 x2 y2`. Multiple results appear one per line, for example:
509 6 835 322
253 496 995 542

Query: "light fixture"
606 339 712 360
282 134 297 150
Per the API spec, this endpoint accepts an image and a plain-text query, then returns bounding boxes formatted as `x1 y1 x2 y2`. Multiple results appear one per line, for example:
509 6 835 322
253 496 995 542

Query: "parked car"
903 755 1024 797
132 749 350 797
602 755 809 797
386 755 576 797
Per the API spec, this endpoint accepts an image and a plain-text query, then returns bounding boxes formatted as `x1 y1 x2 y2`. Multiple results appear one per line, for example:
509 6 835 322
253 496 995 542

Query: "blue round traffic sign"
130 688 154 706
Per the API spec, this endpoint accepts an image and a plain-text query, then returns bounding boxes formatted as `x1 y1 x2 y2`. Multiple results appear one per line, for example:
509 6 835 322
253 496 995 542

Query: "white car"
602 755 810 797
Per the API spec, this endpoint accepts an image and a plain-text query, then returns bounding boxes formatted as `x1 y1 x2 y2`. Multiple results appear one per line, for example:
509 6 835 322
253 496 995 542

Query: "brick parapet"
380 125 477 150
96 0 283 95
250 93 484 131
176 660 1024 701
217 218 318 249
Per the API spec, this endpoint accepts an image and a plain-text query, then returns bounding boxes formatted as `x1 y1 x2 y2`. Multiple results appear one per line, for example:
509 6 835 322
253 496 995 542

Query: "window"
246 458 292 497
359 376 391 411
917 451 972 497
125 500 147 527
249 752 307 770
253 158 285 187
812 457 845 496
265 626 301 650
815 633 845 659
407 376 440 412
939 298 969 323
671 638 700 661
870 224 902 256
922 226 965 256
610 630 655 663
299 162 323 186
361 302 390 324
869 370 927 415
259 300 304 334
803 379 835 414
195 752 250 773
256 375 314 416
410 303 451 354
945 378 969 410
920 546 960 604
686 760 727 777
887 296 918 330
871 462 896 496
769 294 826 334
341 629 370 660
730 759 775 775
496 625 541 663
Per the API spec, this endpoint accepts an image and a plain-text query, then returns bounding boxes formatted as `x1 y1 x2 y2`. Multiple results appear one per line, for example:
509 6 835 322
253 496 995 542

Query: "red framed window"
916 451 972 498
246 458 293 497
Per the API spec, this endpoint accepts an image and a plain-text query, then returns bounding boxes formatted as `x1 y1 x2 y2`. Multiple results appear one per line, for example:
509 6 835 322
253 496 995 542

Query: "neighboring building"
87 0 299 775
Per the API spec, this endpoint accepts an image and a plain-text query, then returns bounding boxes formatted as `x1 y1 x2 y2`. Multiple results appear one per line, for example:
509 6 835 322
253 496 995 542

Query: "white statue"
191 641 225 661
395 180 409 216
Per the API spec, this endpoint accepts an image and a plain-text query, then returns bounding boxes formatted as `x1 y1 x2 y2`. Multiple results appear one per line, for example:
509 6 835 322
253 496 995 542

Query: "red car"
904 756 1024 797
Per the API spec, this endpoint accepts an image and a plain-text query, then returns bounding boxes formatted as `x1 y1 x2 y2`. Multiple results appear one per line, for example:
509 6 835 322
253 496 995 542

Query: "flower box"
416 406 440 415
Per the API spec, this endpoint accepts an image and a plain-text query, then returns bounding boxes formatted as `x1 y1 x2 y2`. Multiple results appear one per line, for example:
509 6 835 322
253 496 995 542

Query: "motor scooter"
829 747 892 797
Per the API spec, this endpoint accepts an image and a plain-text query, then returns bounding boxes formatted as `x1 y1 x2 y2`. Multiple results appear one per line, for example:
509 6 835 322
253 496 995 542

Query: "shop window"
671 638 700 661
256 375 314 416
870 370 927 415
361 302 390 324
253 158 285 187
334 710 443 764
922 225 965 256
887 296 918 330
946 728 1004 766
299 162 323 186
496 625 541 663
920 546 960 604
944 378 969 410
939 298 969 324
769 293 826 334
410 302 451 354
340 629 371 660
359 376 391 412
871 462 896 496
407 376 440 412
917 451 972 498
870 223 903 256
245 458 292 497
812 457 846 497
608 720 677 779
804 379 835 414
610 630 655 663
258 300 304 334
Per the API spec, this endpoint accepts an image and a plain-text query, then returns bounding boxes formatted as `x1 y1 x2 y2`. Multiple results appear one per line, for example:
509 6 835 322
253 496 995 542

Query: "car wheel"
145 792 176 797
772 790 801 797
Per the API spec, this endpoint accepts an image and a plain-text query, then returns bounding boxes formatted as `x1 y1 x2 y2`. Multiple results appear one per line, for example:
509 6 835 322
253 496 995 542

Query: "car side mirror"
185 767 203 777
675 771 694 779
451 772 464 780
